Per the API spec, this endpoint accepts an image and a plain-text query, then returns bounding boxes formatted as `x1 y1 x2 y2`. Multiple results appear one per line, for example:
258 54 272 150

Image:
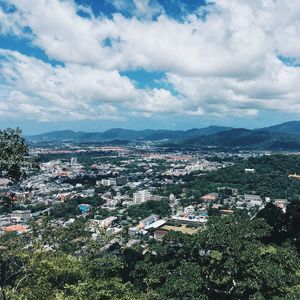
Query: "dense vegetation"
1 212 300 300
27 126 232 143
168 154 300 201
0 128 37 182
127 200 171 219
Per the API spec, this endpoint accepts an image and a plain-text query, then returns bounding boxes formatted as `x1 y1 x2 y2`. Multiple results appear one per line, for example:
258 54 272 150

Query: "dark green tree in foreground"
0 128 37 183
131 216 300 299
0 213 299 299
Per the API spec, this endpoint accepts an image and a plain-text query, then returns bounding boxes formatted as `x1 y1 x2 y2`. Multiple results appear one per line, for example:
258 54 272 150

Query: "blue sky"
0 0 300 134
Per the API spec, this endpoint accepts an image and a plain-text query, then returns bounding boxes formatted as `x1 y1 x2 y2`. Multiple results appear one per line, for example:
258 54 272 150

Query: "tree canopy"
0 215 299 300
0 128 37 182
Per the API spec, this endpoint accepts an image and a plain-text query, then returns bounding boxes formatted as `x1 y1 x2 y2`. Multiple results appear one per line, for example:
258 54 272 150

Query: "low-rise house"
138 214 158 229
201 192 218 202
274 199 289 212
11 210 31 222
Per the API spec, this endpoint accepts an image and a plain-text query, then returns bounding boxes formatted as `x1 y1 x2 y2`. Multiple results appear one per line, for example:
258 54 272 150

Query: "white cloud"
0 48 182 121
1 0 300 122
129 88 184 114
0 49 135 121
0 6 23 36
109 0 164 19
2 0 270 76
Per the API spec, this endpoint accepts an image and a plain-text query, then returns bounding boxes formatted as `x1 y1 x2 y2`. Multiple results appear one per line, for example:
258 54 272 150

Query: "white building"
139 214 158 228
11 210 31 222
71 157 78 165
184 205 195 215
91 217 118 230
133 190 152 204
100 179 113 187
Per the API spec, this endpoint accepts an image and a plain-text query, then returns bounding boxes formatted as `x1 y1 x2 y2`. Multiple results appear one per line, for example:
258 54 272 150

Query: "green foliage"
0 216 299 299
50 196 104 219
127 200 171 219
257 201 300 251
0 128 38 182
131 217 300 299
177 154 300 200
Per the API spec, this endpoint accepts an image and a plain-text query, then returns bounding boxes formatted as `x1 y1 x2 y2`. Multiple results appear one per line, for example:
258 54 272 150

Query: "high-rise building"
71 157 78 165
133 190 152 204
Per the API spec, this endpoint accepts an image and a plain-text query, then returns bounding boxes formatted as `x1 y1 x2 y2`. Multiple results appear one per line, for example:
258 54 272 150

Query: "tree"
131 217 300 299
0 233 28 300
0 128 38 183
256 202 286 244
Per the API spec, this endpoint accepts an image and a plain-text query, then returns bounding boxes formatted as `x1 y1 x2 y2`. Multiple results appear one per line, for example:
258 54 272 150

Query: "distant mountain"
173 128 300 150
27 121 300 150
262 121 300 136
27 126 232 142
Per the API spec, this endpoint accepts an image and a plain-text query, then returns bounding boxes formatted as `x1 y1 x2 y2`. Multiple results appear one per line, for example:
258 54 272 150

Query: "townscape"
1 128 300 299
0 142 281 240
2 0 300 299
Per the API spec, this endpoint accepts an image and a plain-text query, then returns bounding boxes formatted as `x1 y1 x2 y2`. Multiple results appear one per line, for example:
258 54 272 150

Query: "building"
116 176 127 186
244 194 262 202
154 229 168 241
288 173 300 180
58 193 72 202
99 216 118 228
138 214 158 228
99 179 117 187
11 210 31 222
201 192 218 202
133 190 152 204
0 224 29 234
244 194 263 208
171 215 207 226
245 168 255 173
274 199 289 212
100 179 113 187
184 205 195 215
71 157 78 165
128 226 140 237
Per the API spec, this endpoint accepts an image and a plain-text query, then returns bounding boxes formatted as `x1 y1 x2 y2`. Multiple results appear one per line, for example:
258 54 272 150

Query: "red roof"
1 224 29 233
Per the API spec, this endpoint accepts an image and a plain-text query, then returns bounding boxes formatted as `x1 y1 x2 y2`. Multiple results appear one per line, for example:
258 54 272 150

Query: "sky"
0 0 300 134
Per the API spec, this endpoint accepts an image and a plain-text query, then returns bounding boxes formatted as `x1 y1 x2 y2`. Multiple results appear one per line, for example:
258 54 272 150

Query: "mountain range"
27 121 300 150
27 126 232 142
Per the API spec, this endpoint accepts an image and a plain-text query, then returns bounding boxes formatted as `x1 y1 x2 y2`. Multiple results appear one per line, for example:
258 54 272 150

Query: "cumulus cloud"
109 0 164 19
0 49 182 121
1 0 300 122
0 49 134 121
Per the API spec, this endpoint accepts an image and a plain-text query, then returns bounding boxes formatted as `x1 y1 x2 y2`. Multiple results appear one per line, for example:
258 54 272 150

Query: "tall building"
133 190 151 204
71 157 78 165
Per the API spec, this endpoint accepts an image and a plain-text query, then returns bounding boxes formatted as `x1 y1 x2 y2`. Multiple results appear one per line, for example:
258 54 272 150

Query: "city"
1 0 300 299
0 127 300 298
0 141 279 239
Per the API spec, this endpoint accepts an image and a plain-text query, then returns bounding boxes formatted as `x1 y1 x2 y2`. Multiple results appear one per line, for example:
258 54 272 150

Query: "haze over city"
1 0 300 134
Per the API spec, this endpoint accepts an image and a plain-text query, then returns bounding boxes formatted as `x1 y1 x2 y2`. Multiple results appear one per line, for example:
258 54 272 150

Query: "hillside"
26 121 300 149
262 121 300 136
27 126 232 142
171 128 300 150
